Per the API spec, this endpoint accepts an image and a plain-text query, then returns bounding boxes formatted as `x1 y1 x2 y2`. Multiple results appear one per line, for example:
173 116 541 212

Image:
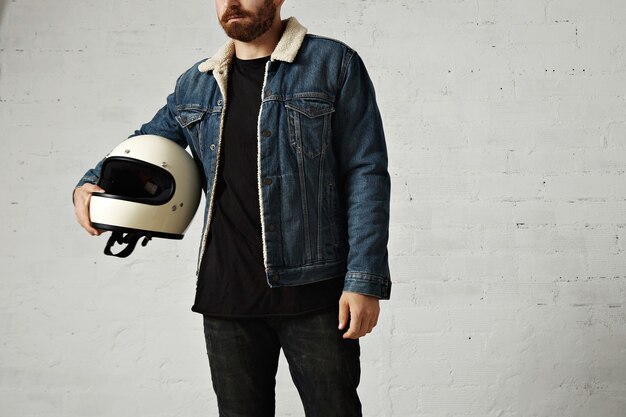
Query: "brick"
445 253 520 281
544 174 615 201
532 126 604 150
441 149 508 173
555 280 623 306
413 227 482 254
431 201 515 227
547 0 615 20
557 97 626 130
585 253 626 277
473 173 544 201
512 201 558 224
414 281 485 306
404 173 475 200
477 0 547 24
518 253 586 281
393 307 448 334
389 254 447 283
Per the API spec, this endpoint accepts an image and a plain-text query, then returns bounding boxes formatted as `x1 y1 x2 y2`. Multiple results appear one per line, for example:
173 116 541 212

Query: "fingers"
73 184 105 236
342 310 363 339
82 183 105 193
343 311 379 339
340 292 381 340
338 297 349 330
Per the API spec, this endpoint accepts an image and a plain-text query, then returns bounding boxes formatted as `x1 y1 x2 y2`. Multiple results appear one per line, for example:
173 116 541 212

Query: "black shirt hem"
191 302 339 319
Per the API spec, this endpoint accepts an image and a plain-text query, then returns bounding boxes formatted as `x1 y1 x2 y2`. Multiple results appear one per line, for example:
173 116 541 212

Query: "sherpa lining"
197 16 308 73
194 17 308 275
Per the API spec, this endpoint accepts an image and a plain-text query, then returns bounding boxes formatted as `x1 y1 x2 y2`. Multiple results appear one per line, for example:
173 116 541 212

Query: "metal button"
210 143 216 151
263 178 272 185
268 224 276 232
261 129 271 137
266 89 272 97
217 99 223 106
271 274 280 283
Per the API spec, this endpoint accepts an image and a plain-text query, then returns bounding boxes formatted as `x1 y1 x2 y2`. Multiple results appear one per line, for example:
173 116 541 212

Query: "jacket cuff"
76 173 99 189
342 271 392 300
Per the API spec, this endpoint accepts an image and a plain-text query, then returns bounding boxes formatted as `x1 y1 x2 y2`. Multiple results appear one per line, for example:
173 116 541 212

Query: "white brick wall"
1 0 625 416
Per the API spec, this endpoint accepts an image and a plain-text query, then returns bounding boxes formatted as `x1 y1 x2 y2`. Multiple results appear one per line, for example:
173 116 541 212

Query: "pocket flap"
285 98 335 119
175 107 208 128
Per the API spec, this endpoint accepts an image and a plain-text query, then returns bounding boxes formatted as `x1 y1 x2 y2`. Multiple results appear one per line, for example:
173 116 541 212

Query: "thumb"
338 298 349 330
91 185 105 193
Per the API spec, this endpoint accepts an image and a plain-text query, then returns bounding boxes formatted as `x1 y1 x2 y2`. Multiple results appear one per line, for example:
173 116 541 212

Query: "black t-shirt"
191 55 344 317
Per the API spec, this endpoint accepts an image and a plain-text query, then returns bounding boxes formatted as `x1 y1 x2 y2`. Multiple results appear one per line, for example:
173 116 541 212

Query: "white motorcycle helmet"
90 135 202 257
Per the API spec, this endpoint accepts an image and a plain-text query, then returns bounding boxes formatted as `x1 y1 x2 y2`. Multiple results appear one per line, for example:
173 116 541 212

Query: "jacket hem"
266 259 347 287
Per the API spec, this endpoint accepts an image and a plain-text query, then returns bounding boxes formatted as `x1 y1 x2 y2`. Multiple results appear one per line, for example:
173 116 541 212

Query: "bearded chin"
221 2 276 42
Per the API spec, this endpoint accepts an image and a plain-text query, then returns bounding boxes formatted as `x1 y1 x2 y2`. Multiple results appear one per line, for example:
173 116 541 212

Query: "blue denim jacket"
77 17 392 299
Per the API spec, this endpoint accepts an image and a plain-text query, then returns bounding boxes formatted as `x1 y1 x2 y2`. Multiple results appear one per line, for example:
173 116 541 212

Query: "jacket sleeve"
74 78 187 191
332 50 392 299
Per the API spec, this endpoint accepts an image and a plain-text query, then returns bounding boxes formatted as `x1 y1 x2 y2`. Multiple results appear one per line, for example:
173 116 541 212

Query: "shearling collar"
197 17 308 73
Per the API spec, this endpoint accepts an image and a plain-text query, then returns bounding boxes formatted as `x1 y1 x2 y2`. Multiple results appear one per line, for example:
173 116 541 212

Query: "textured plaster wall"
1 0 625 416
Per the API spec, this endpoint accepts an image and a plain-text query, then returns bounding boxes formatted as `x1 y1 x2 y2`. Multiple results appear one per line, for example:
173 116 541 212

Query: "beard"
219 0 276 43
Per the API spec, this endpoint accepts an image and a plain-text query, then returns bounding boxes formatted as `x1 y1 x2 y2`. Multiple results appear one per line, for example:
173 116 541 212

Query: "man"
73 0 391 415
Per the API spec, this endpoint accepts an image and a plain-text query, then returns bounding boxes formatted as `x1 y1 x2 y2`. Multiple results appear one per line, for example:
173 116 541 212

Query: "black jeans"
202 306 362 417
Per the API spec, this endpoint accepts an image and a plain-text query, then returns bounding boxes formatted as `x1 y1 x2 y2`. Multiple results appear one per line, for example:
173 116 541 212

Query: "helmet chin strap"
104 232 152 258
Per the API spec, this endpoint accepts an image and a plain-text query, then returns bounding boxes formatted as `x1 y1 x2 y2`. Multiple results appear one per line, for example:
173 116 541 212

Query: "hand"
73 183 106 236
338 291 380 339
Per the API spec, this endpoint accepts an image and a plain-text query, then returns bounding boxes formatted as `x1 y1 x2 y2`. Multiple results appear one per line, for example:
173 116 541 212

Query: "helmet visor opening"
98 157 175 205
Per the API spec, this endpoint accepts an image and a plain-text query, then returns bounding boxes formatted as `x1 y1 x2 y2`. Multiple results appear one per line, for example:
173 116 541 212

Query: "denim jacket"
77 17 392 299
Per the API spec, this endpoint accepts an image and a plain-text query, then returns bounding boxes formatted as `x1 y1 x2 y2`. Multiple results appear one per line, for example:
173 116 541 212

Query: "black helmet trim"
97 157 176 206
92 223 184 240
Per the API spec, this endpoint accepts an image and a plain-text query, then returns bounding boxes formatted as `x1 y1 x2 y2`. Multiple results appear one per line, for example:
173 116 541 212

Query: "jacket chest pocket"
175 105 222 157
285 98 335 159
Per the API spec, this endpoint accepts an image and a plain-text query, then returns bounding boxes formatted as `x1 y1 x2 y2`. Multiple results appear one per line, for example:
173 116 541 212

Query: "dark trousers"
202 306 362 417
